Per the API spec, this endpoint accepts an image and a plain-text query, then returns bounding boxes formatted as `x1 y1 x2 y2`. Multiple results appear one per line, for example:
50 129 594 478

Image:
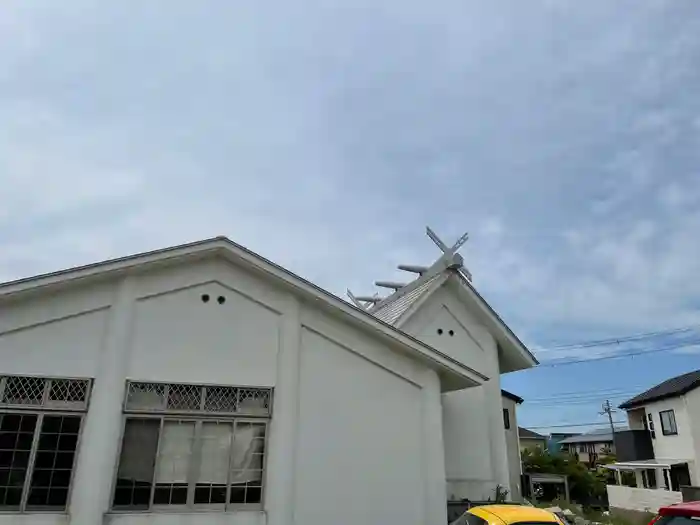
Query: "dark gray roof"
519 427 547 440
559 428 617 444
549 432 580 439
619 369 700 409
501 389 524 404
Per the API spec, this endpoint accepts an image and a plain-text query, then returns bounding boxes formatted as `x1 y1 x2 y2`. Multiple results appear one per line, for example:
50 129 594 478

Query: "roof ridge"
619 369 700 409
369 256 458 313
0 235 490 389
370 271 443 313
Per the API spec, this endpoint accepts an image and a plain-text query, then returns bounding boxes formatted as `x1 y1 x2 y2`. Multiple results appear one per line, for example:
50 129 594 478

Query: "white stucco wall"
642 398 694 469
104 512 266 525
295 327 425 525
607 485 682 513
685 387 700 484
0 281 114 378
502 396 522 501
0 256 448 525
638 395 698 485
402 283 509 501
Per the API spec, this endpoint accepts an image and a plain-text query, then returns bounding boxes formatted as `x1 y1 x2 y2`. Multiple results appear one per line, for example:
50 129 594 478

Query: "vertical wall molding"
265 296 302 525
423 368 448 525
69 276 135 525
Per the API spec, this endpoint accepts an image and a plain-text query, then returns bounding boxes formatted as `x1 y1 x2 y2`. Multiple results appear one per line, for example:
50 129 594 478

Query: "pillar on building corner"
264 297 302 525
485 370 511 498
423 368 448 525
68 277 135 525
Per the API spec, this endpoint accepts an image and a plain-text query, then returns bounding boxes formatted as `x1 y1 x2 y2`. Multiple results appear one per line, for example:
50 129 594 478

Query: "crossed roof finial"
347 225 473 310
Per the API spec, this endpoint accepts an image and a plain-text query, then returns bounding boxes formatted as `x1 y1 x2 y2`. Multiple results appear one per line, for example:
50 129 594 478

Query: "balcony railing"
614 430 654 462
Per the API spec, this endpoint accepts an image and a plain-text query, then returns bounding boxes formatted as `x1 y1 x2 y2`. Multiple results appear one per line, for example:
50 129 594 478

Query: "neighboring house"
0 231 538 525
606 369 700 514
519 428 548 452
559 428 617 466
548 432 580 454
502 390 524 501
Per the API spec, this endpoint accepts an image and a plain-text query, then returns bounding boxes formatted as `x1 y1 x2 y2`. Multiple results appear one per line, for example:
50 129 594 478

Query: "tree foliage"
521 448 609 503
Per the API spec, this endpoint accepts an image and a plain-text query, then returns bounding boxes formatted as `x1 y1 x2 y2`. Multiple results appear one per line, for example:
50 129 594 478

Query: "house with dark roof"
548 432 580 454
519 427 548 452
604 369 700 514
558 428 620 466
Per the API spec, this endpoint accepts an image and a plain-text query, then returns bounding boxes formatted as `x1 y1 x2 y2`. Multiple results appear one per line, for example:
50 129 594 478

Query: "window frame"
0 375 90 514
111 381 272 513
0 374 91 515
503 408 510 430
0 410 86 513
659 410 678 436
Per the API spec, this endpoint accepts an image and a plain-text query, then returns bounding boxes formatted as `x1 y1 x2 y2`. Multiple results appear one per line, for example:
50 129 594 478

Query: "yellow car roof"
469 505 561 525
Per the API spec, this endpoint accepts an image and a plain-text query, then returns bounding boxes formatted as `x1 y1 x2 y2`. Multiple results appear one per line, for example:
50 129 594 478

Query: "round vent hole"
201 294 210 303
437 328 443 335
217 296 226 304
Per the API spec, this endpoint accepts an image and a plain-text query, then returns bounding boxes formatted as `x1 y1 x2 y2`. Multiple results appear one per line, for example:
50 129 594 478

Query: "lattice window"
237 388 270 415
125 382 271 417
47 379 89 409
167 384 202 411
204 387 238 413
2 377 46 406
115 380 271 512
0 376 90 411
0 375 91 513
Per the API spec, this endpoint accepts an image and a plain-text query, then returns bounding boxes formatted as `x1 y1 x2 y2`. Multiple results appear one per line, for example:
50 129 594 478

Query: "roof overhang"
449 273 538 372
605 459 693 470
529 474 567 483
559 437 613 445
620 394 683 410
501 389 524 404
0 237 487 392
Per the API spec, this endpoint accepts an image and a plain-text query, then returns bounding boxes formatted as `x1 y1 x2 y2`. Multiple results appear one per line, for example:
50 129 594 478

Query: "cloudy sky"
2 0 700 432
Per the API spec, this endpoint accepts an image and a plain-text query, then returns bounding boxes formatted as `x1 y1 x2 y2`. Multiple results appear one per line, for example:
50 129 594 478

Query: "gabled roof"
0 236 488 391
519 427 547 440
371 273 446 326
558 428 625 444
366 263 538 372
619 369 700 410
549 432 580 439
501 389 524 404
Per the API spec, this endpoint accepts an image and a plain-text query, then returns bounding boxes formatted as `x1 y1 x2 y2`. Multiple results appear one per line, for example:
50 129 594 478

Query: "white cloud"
1 0 700 357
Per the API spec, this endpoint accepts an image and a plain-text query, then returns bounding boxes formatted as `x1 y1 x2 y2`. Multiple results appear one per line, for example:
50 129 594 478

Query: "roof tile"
371 274 443 325
619 369 700 409
519 427 547 440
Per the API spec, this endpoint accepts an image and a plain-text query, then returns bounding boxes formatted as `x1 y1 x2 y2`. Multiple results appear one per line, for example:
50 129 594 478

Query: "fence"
607 485 682 513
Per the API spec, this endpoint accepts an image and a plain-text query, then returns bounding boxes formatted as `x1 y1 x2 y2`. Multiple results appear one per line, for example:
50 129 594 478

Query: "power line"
525 421 626 430
524 389 642 403
533 325 699 353
526 395 636 406
525 396 635 408
536 338 700 368
524 385 646 401
528 386 635 397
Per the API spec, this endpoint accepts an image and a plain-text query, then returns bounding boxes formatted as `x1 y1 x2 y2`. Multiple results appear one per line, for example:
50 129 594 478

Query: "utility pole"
595 400 618 466
600 399 617 436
